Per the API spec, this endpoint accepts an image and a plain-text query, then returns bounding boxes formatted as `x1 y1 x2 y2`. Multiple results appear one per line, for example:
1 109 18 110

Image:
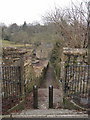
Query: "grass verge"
7 100 25 114
62 98 81 110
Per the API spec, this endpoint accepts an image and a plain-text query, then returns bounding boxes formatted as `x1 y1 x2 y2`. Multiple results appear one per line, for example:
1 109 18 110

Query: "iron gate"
65 64 90 107
2 66 22 114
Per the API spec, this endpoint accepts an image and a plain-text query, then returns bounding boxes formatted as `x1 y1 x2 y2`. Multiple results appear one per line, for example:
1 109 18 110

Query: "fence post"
49 85 53 108
18 66 22 96
20 55 25 97
33 85 38 109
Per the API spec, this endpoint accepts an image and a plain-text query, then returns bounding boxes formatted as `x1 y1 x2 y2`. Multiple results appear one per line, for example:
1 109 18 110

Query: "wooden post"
33 85 38 109
49 85 53 108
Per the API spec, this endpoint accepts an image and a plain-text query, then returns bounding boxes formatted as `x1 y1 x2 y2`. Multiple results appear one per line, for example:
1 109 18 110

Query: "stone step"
3 109 88 118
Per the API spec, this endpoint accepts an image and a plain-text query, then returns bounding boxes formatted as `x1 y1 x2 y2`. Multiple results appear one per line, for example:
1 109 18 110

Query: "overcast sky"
0 0 88 26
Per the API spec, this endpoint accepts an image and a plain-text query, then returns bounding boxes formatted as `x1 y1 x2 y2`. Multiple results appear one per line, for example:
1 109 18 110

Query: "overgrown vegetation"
50 41 62 80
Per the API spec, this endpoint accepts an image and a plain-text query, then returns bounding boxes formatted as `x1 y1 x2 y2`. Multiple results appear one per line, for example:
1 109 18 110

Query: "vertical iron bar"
86 66 89 95
11 66 13 97
18 66 22 96
16 66 18 96
64 66 67 94
8 66 10 97
12 66 15 96
73 65 75 95
76 65 78 93
3 67 5 98
80 66 83 95
78 65 80 94
5 67 8 98
9 66 11 96
74 65 77 95
71 65 74 95
83 66 86 96
68 66 70 96
71 65 73 95
2 67 4 98
17 66 20 96
14 66 16 96
75 65 77 93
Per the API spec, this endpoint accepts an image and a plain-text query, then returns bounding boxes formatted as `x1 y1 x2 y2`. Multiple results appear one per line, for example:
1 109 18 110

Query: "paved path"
38 88 62 109
24 87 62 110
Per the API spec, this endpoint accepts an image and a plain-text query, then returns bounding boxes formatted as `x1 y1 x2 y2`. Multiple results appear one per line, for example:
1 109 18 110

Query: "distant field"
1 39 53 59
0 40 32 48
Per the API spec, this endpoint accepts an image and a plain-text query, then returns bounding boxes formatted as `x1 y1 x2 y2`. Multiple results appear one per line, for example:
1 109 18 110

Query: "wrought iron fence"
2 66 23 114
65 64 89 107
2 66 22 98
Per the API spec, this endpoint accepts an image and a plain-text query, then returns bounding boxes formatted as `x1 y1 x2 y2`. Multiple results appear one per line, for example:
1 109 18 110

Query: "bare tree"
43 1 88 48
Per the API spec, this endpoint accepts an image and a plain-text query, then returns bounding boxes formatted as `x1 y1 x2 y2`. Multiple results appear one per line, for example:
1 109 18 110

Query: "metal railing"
2 66 23 114
64 64 89 107
2 66 22 98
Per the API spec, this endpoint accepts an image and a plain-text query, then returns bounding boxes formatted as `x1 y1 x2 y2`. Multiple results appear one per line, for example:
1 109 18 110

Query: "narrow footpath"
38 63 62 109
41 63 59 88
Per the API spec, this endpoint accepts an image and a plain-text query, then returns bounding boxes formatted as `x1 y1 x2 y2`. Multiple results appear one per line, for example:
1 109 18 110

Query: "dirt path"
41 63 59 88
38 88 62 109
37 63 62 109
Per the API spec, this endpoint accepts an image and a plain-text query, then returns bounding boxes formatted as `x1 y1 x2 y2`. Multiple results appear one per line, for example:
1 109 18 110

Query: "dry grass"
1 40 32 48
